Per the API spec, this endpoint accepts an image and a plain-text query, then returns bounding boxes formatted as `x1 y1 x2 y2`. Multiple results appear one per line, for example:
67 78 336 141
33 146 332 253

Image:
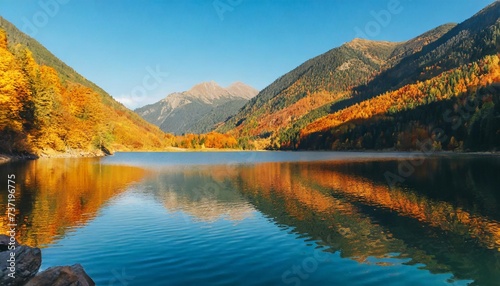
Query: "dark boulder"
25 264 95 286
0 235 41 286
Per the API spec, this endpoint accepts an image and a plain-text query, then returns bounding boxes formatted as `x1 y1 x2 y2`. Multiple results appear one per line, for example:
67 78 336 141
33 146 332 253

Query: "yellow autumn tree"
0 29 30 152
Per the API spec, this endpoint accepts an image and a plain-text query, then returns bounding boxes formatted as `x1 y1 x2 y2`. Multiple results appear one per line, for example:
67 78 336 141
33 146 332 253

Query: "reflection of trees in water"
230 161 500 285
328 157 500 220
2 156 499 285
304 164 500 251
0 158 146 247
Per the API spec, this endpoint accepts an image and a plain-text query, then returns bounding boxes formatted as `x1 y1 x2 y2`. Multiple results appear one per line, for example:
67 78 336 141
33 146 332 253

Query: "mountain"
217 25 455 137
0 16 174 155
218 1 500 151
225 82 260 99
135 81 258 134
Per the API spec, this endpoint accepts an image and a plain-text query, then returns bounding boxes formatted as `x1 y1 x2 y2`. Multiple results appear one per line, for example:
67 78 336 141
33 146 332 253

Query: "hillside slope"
217 24 456 143
219 1 500 151
297 1 500 151
0 18 173 155
135 81 258 134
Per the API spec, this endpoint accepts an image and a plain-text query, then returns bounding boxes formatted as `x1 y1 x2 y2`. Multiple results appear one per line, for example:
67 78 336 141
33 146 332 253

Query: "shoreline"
1 149 498 165
0 153 38 165
0 149 108 165
38 149 108 158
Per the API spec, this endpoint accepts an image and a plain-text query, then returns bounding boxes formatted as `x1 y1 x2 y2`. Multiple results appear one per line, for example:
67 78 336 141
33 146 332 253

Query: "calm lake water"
1 152 500 285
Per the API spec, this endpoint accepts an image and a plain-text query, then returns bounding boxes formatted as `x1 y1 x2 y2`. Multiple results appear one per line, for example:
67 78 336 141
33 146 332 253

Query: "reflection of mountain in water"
142 169 255 222
130 159 500 285
227 159 500 286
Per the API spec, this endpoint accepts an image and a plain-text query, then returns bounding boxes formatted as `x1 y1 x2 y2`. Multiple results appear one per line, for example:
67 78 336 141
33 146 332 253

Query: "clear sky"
1 0 495 108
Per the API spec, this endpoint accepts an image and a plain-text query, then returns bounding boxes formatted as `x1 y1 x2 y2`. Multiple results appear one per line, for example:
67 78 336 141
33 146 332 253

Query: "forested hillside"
219 1 500 151
217 24 456 148
299 55 500 151
0 24 174 156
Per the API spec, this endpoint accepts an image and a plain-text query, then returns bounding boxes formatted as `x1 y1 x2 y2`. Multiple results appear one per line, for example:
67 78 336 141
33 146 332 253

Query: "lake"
1 152 500 285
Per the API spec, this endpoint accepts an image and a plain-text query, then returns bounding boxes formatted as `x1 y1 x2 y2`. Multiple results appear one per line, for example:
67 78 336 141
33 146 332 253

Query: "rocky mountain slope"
135 81 258 134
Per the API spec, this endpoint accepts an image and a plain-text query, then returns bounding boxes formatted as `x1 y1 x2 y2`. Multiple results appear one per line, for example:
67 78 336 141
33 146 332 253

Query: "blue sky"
1 0 495 108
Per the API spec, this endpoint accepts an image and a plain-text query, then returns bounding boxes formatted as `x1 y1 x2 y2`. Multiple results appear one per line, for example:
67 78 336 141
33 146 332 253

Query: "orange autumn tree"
175 132 239 149
203 132 238 149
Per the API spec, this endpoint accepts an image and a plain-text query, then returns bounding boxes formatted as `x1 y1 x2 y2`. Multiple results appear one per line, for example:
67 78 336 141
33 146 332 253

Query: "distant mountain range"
217 1 500 151
135 81 258 134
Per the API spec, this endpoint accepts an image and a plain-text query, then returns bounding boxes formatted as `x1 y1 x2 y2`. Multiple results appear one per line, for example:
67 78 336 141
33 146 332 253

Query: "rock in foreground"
0 235 95 286
25 264 95 286
0 235 41 286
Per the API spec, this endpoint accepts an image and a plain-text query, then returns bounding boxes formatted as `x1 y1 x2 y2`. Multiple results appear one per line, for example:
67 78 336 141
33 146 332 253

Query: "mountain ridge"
217 21 456 136
135 81 258 134
218 1 499 151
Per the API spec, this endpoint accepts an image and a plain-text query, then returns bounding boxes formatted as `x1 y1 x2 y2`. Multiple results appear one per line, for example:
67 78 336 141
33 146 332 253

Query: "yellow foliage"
0 28 174 154
0 29 6 50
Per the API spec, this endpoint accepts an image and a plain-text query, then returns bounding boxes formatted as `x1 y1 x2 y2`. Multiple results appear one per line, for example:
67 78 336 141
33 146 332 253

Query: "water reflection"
129 158 500 284
0 158 147 246
303 162 500 251
140 159 499 285
230 159 500 285
141 169 255 222
1 154 499 285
